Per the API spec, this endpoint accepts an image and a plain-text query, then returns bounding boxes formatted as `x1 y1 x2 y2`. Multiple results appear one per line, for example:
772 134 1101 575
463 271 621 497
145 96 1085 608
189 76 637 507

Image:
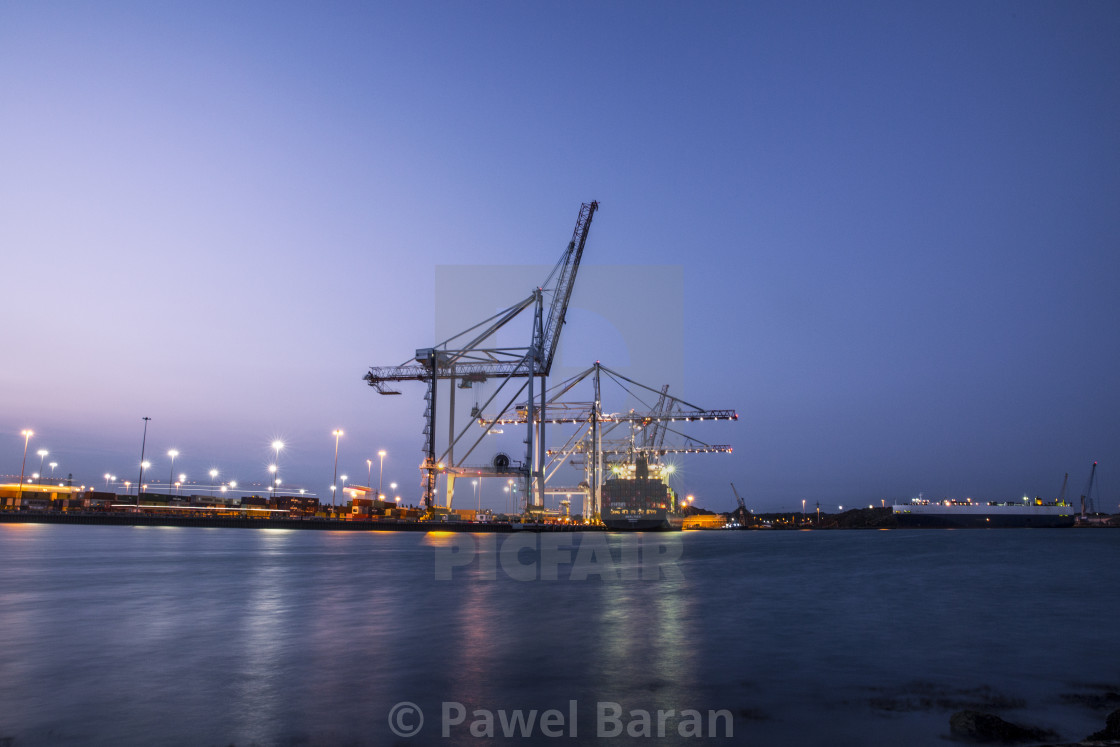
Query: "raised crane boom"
730 482 751 527
539 200 598 375
361 201 598 513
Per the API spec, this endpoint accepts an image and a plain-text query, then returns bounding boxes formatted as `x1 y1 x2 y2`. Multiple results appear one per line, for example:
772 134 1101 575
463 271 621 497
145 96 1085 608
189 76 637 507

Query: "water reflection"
1 527 1117 745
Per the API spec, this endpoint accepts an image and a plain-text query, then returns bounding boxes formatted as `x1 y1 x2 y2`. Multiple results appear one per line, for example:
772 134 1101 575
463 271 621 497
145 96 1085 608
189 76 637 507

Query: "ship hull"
892 504 1076 528
601 513 683 532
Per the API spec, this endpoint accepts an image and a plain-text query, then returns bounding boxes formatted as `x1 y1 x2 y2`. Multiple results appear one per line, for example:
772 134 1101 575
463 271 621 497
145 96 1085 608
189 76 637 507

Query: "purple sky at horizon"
2 2 1118 513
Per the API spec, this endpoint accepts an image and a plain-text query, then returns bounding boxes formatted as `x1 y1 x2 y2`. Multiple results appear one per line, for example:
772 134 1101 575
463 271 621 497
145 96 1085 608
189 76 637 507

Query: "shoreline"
0 510 600 532
2 510 1113 532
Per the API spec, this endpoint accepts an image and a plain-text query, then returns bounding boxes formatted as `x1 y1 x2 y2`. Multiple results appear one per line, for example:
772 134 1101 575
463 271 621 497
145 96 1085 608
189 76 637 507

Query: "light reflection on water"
0 525 1116 746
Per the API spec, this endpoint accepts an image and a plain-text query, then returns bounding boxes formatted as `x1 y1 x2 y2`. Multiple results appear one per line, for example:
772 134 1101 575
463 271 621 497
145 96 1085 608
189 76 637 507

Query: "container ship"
891 498 1077 528
600 456 684 531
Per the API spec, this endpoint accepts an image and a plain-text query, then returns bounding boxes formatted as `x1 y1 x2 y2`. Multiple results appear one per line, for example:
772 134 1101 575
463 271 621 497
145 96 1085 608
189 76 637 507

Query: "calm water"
0 524 1117 746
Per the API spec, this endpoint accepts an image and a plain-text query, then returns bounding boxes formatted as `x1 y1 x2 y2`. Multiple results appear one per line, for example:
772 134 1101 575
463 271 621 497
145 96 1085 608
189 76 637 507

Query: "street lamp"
104 473 111 489
331 429 343 507
378 449 387 497
37 450 48 485
17 430 32 502
124 480 132 495
49 462 57 483
473 479 480 513
167 450 179 494
140 462 151 494
209 469 218 495
178 473 186 496
272 440 283 489
341 475 348 502
136 416 151 506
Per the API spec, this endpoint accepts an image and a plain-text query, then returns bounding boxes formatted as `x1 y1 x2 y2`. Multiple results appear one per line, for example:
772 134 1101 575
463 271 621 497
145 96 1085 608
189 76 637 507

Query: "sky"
2 1 1118 514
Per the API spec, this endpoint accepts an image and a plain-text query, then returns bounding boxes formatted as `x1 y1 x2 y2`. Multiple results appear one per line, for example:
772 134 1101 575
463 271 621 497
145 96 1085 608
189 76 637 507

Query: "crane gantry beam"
483 410 739 426
548 446 733 456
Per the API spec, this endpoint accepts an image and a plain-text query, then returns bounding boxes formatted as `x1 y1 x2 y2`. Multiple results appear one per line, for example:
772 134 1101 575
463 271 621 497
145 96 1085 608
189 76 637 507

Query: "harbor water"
0 524 1116 745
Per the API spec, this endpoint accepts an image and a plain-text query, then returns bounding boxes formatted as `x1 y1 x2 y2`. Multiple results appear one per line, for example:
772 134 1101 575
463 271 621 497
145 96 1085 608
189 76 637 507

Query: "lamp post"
341 475 348 504
136 416 151 506
389 482 397 502
124 480 131 495
178 473 186 496
37 450 48 485
366 459 372 490
140 462 150 496
378 449 387 497
167 450 179 495
104 473 111 489
272 440 283 490
331 429 343 507
49 461 57 484
209 469 218 495
17 430 33 502
473 479 479 513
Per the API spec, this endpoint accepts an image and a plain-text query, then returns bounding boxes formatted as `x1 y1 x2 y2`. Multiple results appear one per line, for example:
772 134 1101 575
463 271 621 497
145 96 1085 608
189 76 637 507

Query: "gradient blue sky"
2 1 1118 513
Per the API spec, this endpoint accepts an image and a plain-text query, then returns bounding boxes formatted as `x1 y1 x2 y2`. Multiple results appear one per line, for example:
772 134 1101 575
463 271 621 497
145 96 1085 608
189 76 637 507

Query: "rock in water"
948 709 1054 743
1087 708 1120 741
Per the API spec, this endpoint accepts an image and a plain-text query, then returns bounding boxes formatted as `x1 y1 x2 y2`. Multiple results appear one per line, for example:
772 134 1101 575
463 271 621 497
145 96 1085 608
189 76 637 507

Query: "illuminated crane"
363 201 599 513
484 362 737 519
730 482 750 527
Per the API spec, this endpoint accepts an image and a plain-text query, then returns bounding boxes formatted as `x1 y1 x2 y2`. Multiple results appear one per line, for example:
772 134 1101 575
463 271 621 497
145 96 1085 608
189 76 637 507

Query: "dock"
0 511 603 532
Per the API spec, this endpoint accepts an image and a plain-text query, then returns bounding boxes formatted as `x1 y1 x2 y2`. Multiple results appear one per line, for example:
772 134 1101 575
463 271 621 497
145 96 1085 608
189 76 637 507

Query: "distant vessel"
600 456 684 531
892 498 1076 528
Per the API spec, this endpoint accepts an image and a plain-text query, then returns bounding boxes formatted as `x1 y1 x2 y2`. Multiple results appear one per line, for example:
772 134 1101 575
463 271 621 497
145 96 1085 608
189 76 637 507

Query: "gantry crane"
482 361 737 519
730 482 751 527
363 201 598 513
1080 461 1098 518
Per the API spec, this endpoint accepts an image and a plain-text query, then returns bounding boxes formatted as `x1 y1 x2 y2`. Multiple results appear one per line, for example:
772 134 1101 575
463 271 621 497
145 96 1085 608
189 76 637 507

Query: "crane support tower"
364 201 599 515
